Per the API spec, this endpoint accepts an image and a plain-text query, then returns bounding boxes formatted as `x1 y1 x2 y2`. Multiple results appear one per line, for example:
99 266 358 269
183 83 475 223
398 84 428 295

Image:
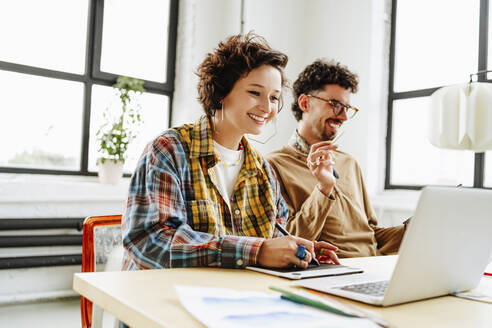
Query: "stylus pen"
275 222 320 266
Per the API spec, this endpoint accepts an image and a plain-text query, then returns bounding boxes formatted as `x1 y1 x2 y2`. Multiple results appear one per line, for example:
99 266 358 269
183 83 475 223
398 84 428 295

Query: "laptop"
294 186 492 306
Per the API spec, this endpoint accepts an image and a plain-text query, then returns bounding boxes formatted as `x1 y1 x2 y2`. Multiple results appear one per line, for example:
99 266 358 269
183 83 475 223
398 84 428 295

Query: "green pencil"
269 286 359 317
269 286 391 327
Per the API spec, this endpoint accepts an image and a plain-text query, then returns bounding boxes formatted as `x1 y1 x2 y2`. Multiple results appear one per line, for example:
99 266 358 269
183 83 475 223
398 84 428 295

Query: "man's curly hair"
291 59 358 121
196 32 288 116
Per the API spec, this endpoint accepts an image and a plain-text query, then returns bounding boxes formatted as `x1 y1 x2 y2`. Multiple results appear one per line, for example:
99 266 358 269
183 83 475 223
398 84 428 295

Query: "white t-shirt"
212 141 244 207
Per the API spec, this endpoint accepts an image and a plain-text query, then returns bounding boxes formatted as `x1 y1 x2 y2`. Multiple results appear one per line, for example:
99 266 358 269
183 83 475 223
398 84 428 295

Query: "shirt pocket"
187 200 224 236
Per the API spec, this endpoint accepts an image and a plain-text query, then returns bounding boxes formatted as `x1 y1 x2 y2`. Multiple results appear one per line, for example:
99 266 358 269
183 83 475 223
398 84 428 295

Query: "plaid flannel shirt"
122 116 288 269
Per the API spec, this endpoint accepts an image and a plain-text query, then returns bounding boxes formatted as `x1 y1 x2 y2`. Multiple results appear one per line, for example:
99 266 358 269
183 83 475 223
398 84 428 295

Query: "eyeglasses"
308 94 359 119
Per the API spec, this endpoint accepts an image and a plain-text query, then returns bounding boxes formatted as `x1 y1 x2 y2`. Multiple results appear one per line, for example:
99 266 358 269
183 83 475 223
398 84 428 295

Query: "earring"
213 103 224 134
247 117 278 144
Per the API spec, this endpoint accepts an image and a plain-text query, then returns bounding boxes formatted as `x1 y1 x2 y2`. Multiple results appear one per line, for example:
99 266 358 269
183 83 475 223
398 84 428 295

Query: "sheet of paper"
175 285 378 328
485 260 492 274
453 291 492 304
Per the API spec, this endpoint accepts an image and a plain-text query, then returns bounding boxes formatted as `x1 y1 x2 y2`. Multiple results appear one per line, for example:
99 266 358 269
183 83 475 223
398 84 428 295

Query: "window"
0 71 84 171
0 0 178 176
88 85 170 173
100 0 171 82
387 0 490 189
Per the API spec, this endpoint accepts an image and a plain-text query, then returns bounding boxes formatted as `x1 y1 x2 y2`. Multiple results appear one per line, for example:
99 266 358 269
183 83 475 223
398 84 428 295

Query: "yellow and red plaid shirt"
122 116 288 269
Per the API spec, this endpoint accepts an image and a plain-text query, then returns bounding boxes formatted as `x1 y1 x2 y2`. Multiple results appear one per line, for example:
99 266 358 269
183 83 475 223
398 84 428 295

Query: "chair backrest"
81 215 122 328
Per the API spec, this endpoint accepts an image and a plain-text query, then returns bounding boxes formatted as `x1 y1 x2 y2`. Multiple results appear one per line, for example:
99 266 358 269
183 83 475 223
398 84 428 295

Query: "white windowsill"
0 173 130 204
0 173 421 213
370 189 421 212
0 173 130 218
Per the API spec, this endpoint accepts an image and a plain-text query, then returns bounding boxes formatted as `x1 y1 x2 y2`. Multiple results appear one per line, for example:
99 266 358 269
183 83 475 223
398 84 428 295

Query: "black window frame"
386 0 488 190
0 0 179 177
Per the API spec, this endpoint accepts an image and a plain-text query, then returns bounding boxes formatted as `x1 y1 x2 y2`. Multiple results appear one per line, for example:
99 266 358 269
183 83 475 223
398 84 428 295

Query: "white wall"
244 0 388 194
242 0 417 217
240 0 306 155
173 0 391 194
172 0 242 126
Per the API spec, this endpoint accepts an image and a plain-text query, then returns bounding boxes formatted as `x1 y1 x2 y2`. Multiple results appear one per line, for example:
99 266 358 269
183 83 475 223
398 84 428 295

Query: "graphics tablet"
246 263 363 280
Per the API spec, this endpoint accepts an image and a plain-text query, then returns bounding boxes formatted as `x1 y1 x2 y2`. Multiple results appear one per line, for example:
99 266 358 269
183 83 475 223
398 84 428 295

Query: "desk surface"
73 256 492 328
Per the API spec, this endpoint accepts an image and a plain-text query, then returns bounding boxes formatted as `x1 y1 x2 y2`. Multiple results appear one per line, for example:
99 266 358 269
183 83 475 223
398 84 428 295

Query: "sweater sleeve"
285 186 336 240
266 156 336 241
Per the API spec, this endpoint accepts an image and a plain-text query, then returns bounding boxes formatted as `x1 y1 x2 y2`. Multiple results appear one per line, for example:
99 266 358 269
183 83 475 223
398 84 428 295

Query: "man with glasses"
267 59 406 258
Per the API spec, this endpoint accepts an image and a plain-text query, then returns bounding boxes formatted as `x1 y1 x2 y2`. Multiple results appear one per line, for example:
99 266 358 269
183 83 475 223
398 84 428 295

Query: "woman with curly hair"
121 32 339 271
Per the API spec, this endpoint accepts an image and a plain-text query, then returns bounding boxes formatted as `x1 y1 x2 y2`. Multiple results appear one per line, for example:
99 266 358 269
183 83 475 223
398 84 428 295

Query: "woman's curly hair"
196 32 288 116
291 59 358 121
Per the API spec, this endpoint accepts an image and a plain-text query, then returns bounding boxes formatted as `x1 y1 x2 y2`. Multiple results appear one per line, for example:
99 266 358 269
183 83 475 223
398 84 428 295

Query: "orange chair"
81 215 122 328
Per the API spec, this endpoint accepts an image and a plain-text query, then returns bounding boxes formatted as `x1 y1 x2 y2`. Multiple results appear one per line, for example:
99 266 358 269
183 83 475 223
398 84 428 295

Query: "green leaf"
96 75 146 166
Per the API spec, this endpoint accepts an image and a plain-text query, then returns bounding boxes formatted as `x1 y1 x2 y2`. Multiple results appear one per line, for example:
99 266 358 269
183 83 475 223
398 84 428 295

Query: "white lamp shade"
429 82 492 151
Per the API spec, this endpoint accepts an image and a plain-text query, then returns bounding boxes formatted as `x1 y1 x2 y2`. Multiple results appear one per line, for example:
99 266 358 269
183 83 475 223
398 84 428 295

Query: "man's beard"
320 118 342 141
321 130 336 141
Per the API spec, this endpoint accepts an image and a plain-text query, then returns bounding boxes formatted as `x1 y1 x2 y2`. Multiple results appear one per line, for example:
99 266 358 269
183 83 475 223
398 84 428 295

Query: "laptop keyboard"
338 280 389 297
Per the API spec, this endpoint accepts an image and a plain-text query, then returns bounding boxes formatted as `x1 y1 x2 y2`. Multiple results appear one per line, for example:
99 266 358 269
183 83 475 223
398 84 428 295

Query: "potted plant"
96 76 145 184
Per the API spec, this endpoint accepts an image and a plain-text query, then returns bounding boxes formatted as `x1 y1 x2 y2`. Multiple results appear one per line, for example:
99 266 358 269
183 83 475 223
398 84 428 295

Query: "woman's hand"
258 236 315 269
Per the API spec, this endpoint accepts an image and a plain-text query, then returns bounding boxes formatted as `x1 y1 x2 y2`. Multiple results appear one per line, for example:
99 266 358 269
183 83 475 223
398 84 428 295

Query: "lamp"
429 70 492 151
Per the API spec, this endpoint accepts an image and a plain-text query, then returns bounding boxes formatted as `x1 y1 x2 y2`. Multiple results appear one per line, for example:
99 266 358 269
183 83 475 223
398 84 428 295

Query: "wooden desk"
73 256 492 328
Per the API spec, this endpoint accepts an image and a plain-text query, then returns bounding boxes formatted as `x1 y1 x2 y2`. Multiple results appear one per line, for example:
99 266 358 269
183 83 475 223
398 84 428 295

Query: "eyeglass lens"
309 94 357 118
331 101 355 118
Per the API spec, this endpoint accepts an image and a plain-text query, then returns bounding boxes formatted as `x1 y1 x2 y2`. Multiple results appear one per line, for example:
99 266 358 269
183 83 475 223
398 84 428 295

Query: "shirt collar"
242 136 263 175
288 129 311 155
189 115 263 174
189 115 215 159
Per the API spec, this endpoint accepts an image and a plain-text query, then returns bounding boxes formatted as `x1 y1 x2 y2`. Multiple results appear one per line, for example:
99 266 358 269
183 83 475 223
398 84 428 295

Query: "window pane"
0 71 83 170
487 4 492 78
100 0 171 82
390 97 474 186
485 152 492 187
394 0 479 92
0 0 88 74
88 85 169 173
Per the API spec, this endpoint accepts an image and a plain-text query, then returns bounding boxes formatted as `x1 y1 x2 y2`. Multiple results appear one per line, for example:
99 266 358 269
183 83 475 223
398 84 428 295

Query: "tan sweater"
267 146 404 258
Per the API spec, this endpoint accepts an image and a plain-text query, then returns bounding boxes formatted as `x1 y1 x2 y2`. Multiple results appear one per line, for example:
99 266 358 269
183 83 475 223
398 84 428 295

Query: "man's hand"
307 141 338 197
314 241 340 265
258 236 316 269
